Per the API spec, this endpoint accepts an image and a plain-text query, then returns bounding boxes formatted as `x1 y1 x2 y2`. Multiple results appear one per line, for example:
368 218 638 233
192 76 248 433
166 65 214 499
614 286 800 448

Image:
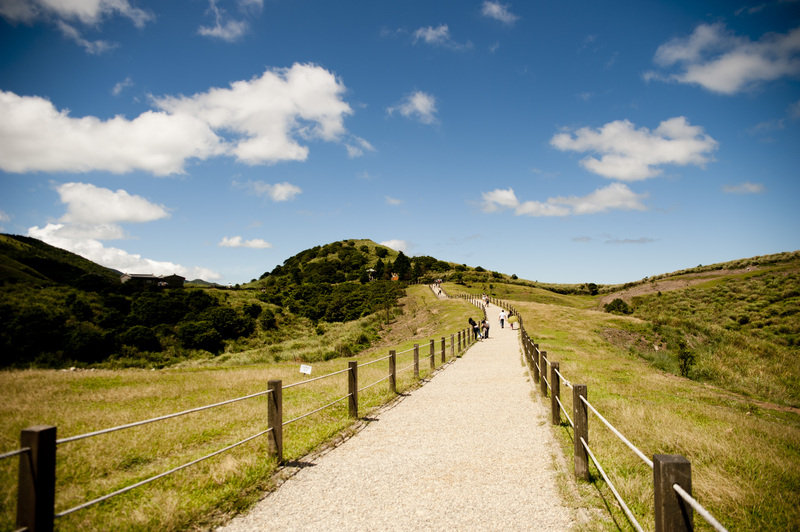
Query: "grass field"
449 278 800 532
0 285 477 531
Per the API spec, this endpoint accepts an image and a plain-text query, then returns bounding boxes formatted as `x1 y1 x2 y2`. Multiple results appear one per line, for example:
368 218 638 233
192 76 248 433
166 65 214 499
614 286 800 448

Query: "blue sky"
1 0 798 285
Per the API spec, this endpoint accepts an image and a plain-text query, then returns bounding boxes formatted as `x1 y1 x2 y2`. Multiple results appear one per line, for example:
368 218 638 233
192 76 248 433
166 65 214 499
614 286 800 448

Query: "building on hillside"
120 273 185 288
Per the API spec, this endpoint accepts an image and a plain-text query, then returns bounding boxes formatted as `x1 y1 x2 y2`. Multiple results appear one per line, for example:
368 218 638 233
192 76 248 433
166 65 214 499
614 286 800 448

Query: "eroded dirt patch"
601 327 665 352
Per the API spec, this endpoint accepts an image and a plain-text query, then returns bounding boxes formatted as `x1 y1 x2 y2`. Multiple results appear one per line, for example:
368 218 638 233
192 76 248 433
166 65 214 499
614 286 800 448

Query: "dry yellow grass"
0 285 477 531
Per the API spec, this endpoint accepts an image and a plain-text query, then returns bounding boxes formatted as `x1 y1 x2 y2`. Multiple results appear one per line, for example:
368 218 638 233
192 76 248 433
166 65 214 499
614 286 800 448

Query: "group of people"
469 308 512 340
468 317 490 340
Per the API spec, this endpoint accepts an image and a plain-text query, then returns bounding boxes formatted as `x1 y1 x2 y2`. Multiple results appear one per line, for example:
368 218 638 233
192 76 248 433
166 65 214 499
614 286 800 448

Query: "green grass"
0 285 477 531
510 296 800 531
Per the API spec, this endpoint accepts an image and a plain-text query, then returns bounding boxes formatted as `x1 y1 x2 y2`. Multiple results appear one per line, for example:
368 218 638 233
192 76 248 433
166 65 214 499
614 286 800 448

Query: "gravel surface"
217 303 576 531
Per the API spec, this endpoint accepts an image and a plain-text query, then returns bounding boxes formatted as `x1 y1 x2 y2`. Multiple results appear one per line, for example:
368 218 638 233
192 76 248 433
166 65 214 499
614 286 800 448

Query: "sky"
1 0 798 286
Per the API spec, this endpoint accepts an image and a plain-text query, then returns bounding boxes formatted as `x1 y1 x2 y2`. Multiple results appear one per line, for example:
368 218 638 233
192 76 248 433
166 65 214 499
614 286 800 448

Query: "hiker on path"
498 309 507 329
469 317 481 340
481 318 490 339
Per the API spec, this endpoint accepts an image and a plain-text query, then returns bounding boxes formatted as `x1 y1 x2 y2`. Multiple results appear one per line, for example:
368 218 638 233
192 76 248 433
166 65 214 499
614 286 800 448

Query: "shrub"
120 325 162 352
604 298 632 315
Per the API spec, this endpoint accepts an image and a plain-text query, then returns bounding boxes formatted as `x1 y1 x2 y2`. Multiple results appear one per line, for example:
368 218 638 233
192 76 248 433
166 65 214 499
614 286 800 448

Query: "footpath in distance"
218 302 576 531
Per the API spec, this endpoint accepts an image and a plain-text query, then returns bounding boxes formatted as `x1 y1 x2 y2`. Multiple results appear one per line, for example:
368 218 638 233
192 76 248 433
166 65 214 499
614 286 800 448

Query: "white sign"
299 364 312 375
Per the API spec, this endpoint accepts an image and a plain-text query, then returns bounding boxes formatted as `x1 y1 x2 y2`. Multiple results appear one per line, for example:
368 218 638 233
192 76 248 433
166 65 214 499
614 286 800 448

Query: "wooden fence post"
533 344 540 383
413 344 419 379
441 337 446 364
654 455 693 532
429 340 435 372
389 350 396 394
539 351 548 397
267 380 283 463
573 384 589 481
450 334 455 358
348 361 358 419
551 362 560 425
17 425 56 532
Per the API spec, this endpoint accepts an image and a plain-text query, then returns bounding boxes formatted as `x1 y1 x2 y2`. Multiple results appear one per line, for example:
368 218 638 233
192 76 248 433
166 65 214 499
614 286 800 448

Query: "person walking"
498 309 507 329
481 318 490 339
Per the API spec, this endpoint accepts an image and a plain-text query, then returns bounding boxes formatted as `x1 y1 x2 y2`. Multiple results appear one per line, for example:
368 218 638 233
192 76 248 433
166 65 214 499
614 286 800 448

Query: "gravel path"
217 303 576 531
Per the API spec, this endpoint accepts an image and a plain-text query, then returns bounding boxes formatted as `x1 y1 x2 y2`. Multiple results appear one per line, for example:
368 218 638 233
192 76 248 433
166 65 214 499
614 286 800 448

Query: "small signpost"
299 364 312 376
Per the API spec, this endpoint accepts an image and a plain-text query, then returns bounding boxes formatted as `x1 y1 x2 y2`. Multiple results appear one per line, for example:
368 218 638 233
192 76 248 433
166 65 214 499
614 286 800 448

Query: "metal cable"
396 346 416 355
57 388 274 445
359 374 391 392
358 354 392 367
556 396 573 428
283 367 350 389
398 362 416 374
55 426 272 518
581 437 645 532
580 395 653 469
0 447 30 461
554 367 573 389
672 483 730 532
283 395 350 425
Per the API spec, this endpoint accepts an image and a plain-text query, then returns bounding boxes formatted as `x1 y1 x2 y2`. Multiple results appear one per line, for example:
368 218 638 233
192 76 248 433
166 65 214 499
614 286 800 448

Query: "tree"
604 298 632 315
393 251 412 280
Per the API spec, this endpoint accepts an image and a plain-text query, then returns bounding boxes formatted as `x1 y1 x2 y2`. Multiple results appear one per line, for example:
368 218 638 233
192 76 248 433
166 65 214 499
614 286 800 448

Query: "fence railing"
2 324 474 532
489 296 729 532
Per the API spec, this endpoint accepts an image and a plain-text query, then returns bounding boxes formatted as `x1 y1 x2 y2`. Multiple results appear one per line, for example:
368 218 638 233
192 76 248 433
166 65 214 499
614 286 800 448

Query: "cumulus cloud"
412 24 472 51
238 180 302 201
380 239 410 253
550 117 718 181
0 63 357 175
0 0 153 27
723 182 765 194
645 23 800 94
0 0 153 53
24 182 221 280
219 236 272 248
56 182 169 224
481 183 648 217
387 91 438 124
481 1 519 25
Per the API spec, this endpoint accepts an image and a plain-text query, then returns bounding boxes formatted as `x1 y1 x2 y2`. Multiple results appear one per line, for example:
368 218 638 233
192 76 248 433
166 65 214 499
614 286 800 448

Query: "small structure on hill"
120 273 185 288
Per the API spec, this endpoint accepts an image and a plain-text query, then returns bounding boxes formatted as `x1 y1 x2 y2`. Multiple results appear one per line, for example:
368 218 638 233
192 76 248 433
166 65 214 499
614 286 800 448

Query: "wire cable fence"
492 296 731 532
3 324 475 532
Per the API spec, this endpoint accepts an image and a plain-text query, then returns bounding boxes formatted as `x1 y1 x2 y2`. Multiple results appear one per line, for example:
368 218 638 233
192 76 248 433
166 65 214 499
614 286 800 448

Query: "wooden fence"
488 296 729 532
1 322 474 532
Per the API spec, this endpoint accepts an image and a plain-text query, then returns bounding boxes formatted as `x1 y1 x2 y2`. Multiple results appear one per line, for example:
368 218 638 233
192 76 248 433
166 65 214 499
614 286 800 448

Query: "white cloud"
385 196 403 206
647 23 800 94
56 20 118 54
481 183 648 217
345 136 375 158
412 24 472 51
551 117 718 181
219 236 272 248
723 182 765 194
0 209 10 222
25 183 220 280
197 0 264 42
380 239 409 253
112 76 133 96
239 180 302 201
0 0 153 27
0 63 357 175
789 99 800 119
481 1 519 25
387 91 438 124
56 182 169 224
156 63 353 165
605 237 655 245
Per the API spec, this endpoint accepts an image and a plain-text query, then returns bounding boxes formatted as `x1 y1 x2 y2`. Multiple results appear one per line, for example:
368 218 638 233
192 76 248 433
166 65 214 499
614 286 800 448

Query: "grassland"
447 259 800 532
0 285 477 531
